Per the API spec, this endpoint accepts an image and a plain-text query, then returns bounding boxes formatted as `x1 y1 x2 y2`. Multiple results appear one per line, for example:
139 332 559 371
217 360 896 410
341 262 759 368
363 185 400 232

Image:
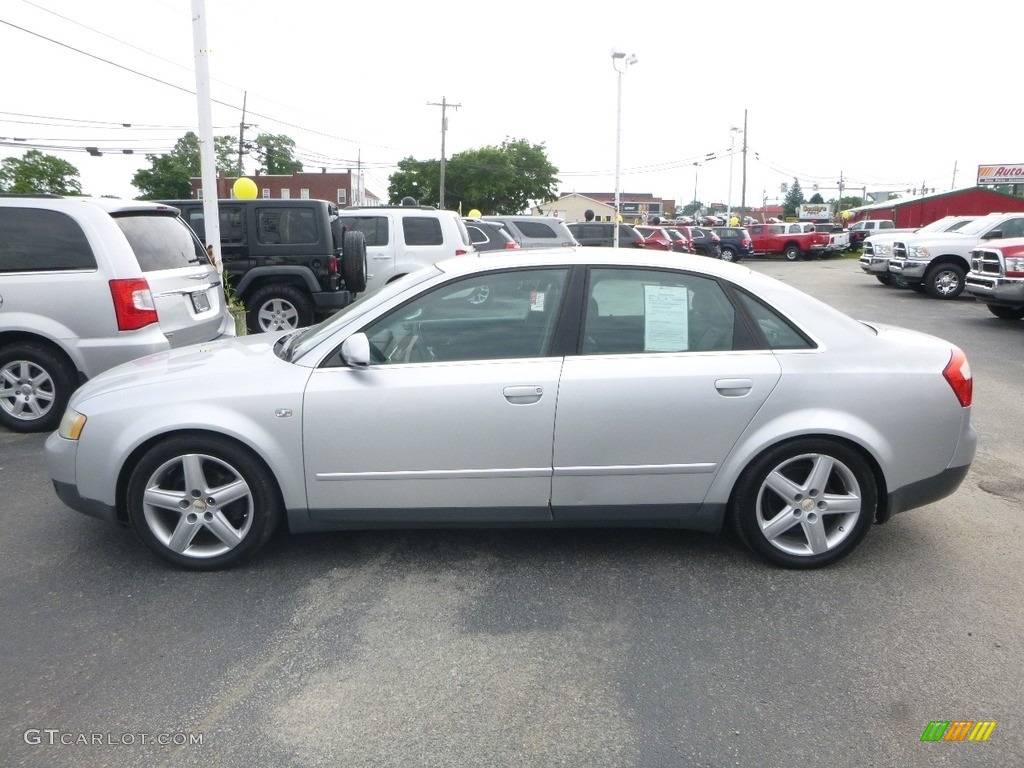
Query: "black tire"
875 274 893 286
730 438 877 569
246 284 314 333
0 342 78 433
987 304 1024 320
783 245 802 262
342 230 367 293
925 263 965 300
720 246 738 262
126 434 282 570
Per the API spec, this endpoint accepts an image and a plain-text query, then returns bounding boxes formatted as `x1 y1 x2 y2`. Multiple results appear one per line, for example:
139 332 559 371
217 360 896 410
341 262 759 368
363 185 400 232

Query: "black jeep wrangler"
159 198 366 332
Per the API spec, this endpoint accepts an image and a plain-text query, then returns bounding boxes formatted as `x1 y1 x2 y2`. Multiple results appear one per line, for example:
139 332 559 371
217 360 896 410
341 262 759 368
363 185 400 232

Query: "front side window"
584 268 738 354
0 208 96 272
403 216 443 246
362 268 569 364
115 214 208 271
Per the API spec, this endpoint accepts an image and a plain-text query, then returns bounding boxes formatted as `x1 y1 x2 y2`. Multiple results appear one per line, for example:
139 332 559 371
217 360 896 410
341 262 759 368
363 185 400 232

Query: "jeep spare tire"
342 230 367 293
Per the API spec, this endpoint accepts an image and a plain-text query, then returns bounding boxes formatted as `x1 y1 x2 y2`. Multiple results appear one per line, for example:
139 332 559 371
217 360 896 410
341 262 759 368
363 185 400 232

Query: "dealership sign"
977 164 1024 184
798 204 832 220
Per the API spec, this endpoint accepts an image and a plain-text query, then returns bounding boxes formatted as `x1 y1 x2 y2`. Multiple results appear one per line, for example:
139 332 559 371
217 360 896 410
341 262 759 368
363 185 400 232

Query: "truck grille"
970 249 1003 276
864 241 874 256
892 242 907 258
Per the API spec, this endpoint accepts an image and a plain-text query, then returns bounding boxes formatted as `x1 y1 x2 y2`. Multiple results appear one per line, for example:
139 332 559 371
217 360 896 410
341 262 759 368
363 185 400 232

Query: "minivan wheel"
341 231 368 293
247 284 314 333
730 438 876 569
925 263 965 299
0 343 77 433
127 434 282 570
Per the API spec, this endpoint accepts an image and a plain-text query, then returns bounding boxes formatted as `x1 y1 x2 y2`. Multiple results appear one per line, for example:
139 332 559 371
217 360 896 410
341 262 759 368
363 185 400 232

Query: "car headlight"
58 408 87 440
1005 256 1024 276
907 245 930 258
878 244 893 256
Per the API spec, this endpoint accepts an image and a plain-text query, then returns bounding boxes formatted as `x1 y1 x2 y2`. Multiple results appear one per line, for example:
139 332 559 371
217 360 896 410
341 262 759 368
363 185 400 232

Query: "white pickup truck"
887 212 1024 298
813 224 850 254
859 216 978 285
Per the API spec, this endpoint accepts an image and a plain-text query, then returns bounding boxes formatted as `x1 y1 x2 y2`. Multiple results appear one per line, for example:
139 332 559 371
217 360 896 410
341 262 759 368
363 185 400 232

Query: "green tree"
387 138 558 214
808 192 825 204
782 178 805 219
132 131 236 199
0 150 83 194
255 134 302 175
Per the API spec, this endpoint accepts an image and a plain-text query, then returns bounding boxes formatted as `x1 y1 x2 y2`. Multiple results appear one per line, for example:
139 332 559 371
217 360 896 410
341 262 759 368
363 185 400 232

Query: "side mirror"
340 333 370 368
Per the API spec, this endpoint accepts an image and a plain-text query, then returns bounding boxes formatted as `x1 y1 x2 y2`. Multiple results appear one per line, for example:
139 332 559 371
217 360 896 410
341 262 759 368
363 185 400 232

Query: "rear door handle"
715 378 753 397
504 385 543 404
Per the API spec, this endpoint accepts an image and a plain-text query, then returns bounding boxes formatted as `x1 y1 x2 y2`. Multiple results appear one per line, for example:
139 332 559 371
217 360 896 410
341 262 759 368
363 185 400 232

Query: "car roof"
0 195 174 215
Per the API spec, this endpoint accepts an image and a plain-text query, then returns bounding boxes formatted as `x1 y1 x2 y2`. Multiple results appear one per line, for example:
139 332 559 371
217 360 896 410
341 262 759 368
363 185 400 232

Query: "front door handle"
503 385 543 404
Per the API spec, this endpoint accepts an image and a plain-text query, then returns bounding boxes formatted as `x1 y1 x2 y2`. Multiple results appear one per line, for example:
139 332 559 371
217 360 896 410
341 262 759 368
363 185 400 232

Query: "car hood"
69 332 293 405
894 232 975 247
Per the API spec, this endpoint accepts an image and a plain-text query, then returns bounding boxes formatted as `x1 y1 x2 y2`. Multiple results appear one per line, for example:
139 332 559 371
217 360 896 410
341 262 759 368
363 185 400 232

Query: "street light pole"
726 126 741 225
611 51 637 248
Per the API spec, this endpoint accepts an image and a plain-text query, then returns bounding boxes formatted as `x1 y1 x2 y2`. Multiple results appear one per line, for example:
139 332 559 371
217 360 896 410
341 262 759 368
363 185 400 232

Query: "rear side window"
403 216 443 246
115 214 209 272
340 216 389 246
513 221 558 239
0 208 96 272
255 207 319 245
734 290 813 350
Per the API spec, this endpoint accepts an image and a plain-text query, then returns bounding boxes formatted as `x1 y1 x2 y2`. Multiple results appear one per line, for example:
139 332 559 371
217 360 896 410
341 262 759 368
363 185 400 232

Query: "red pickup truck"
748 223 830 261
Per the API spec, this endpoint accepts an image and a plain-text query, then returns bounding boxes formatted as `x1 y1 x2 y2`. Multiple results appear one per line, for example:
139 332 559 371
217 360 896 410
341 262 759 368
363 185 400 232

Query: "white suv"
0 196 235 432
332 205 474 295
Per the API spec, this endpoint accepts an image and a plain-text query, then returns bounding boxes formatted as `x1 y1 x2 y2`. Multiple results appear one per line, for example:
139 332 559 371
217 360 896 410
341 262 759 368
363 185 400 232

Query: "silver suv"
480 215 578 249
0 196 234 432
333 205 474 295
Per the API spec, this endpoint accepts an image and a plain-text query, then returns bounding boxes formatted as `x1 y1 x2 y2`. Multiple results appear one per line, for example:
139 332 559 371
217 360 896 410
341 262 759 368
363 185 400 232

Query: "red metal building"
848 186 1024 227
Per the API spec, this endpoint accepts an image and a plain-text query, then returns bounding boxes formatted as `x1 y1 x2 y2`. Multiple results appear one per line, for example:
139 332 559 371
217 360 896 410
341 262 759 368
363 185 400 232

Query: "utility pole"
740 108 748 216
428 97 461 208
237 91 250 177
951 160 958 190
837 170 845 216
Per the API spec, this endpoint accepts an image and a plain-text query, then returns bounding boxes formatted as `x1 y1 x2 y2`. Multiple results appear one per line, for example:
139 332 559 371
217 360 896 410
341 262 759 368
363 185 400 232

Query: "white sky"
1 0 1018 211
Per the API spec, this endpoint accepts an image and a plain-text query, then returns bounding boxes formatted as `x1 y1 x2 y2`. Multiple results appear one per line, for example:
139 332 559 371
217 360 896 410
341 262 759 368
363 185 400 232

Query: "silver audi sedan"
45 249 977 570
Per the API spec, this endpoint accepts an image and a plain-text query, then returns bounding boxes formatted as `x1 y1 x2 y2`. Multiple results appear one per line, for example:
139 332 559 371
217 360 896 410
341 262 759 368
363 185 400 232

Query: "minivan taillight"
109 278 158 331
943 347 972 407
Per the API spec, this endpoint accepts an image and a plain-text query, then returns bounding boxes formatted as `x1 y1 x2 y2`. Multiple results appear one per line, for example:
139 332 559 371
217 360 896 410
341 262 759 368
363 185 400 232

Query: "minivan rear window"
114 213 209 271
0 208 96 272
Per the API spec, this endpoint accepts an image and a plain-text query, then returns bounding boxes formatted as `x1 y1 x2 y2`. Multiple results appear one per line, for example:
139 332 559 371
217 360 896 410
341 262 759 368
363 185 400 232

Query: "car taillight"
742 238 751 247
327 255 339 274
109 278 158 331
456 249 469 256
943 347 972 407
1004 255 1024 277
505 241 520 250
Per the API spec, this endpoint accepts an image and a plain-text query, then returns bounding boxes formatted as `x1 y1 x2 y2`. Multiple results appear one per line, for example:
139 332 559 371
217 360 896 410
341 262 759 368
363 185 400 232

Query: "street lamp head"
611 50 626 59
611 51 638 72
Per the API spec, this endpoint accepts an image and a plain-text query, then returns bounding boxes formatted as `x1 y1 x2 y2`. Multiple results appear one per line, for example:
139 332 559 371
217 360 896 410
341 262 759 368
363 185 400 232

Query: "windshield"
919 217 972 233
956 218 1000 236
282 265 441 361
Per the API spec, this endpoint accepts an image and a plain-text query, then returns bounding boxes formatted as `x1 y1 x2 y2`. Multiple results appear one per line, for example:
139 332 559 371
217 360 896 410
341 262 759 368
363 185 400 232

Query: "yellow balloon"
841 210 851 220
233 177 258 200
467 209 482 218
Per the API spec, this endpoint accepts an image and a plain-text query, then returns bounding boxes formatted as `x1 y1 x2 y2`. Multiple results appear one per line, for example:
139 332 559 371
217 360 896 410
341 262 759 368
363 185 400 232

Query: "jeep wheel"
247 285 314 333
987 304 1024 320
341 231 368 293
720 246 738 262
0 342 78 433
925 264 965 300
783 245 802 262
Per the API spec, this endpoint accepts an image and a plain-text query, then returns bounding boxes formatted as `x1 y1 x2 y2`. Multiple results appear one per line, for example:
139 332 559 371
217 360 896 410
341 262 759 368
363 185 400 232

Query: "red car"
634 225 675 252
666 227 695 254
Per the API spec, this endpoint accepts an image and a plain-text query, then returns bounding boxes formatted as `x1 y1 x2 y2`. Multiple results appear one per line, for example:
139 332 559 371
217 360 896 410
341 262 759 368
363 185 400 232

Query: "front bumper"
888 259 928 279
45 431 120 523
859 255 890 274
964 274 1024 305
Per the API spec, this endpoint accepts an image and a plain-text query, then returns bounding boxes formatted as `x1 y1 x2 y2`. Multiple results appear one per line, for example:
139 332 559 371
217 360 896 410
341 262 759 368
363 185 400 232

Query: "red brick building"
188 171 380 206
